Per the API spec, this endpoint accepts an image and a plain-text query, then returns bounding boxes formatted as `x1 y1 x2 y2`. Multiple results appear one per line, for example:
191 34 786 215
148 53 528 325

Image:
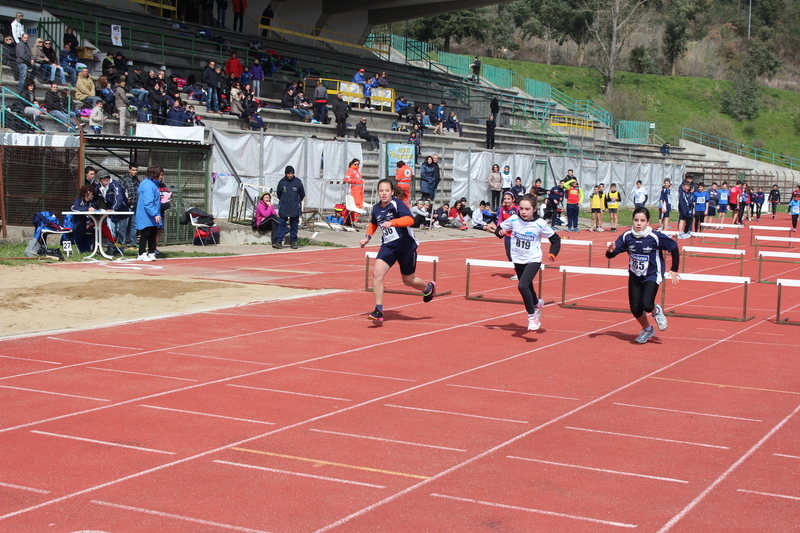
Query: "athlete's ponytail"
377 178 406 200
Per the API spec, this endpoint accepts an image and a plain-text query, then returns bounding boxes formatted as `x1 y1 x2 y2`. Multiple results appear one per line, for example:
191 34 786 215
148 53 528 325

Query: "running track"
1 222 799 532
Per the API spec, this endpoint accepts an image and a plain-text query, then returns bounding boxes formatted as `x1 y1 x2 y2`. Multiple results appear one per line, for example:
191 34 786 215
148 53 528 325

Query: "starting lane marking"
230 448 429 480
507 456 688 484
30 430 175 455
226 384 352 402
0 354 61 365
736 488 800 501
213 460 386 489
45 337 139 350
0 481 49 494
0 385 109 402
140 405 275 426
309 429 467 452
429 493 637 529
753 332 784 336
447 384 580 401
167 351 275 366
650 377 800 396
774 453 800 460
90 500 269 533
613 402 763 422
385 404 528 424
564 426 729 449
88 367 199 382
299 367 416 382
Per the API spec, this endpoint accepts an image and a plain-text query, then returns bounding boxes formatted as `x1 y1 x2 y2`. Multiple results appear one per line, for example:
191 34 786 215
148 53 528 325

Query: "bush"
629 46 661 75
686 111 737 141
722 69 762 121
753 138 765 149
743 123 756 136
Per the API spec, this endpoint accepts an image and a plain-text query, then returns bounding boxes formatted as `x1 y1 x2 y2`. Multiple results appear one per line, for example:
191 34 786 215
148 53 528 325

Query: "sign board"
111 25 122 47
386 142 415 177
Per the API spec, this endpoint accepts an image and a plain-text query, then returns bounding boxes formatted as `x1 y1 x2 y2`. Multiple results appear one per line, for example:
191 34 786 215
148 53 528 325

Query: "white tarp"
0 133 79 147
135 123 205 142
210 131 362 218
451 150 538 211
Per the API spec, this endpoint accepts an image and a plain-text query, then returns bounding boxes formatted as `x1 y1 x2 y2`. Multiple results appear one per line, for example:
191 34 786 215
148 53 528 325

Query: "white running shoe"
137 253 153 262
533 298 544 321
653 304 668 331
510 274 518 281
527 314 540 331
635 327 655 343
598 227 605 232
147 253 157 261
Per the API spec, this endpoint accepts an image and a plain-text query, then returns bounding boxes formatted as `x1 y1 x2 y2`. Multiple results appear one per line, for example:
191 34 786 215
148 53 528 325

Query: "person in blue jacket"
70 185 97 253
395 96 409 120
274 165 305 249
95 172 130 254
136 164 163 261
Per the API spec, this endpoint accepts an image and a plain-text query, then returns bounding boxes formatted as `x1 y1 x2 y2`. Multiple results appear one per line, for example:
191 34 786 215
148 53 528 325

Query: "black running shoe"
368 308 384 321
423 281 436 303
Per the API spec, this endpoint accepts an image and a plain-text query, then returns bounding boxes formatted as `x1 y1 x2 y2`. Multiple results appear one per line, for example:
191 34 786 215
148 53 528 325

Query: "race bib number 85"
629 253 649 277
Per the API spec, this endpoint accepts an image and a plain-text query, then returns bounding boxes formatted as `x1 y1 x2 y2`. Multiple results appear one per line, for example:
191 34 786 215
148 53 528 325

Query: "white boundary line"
507 456 688 483
564 426 729 449
0 482 49 494
447 383 580 401
0 354 61 365
736 488 800 501
429 493 637 529
299 367 416 382
309 429 466 452
88 367 199 382
613 402 763 422
90 500 271 533
226 384 352 402
213 460 386 489
139 405 275 425
0 385 109 402
385 404 528 424
30 430 175 455
774 453 800 460
45 337 139 350
167 352 275 366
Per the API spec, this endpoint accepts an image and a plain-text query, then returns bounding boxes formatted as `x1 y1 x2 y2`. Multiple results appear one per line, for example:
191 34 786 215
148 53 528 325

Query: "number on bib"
515 238 531 250
629 253 649 277
381 226 399 243
792 206 800 215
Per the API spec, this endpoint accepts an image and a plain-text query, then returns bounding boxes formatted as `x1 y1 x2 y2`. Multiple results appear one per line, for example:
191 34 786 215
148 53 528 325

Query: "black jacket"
44 90 68 113
332 97 348 118
355 122 371 139
128 70 144 89
490 98 499 114
201 66 218 88
281 91 295 108
276 175 305 217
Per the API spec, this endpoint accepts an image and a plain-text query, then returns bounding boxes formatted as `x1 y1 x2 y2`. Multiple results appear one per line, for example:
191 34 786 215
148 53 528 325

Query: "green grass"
483 58 800 158
0 243 236 266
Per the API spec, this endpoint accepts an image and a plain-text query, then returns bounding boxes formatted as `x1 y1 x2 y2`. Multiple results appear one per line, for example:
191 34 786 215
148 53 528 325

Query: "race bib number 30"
381 226 399 243
629 253 649 277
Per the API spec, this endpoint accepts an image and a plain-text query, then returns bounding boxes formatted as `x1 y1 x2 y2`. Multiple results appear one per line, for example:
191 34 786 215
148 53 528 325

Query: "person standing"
692 182 710 233
261 4 274 36
501 165 513 196
485 117 496 149
632 179 648 208
15 33 36 94
11 12 25 44
753 187 765 221
136 165 163 262
677 180 694 238
232 0 247 32
332 92 348 137
345 158 364 222
120 163 140 248
469 56 481 82
490 95 500 121
202 61 220 114
489 164 502 211
431 154 442 201
225 52 243 82
606 207 680 344
419 156 436 202
115 78 129 135
216 0 228 28
274 166 305 249
395 160 413 204
250 58 264 97
658 178 672 231
789 191 800 232
589 184 605 232
768 184 781 219
565 179 582 232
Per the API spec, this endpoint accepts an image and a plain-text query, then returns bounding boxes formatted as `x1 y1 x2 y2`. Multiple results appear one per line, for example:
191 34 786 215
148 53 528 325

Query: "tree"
487 5 520 57
746 39 782 79
584 0 651 92
755 0 785 27
662 0 710 76
722 67 762 121
509 0 593 65
410 10 489 52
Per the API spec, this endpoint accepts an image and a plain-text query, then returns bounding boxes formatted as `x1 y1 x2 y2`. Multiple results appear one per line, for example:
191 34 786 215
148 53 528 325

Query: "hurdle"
657 231 739 247
681 246 745 276
559 266 753 322
776 279 800 325
364 251 451 296
559 239 595 266
700 222 744 235
747 225 794 245
753 235 800 258
757 251 800 283
464 259 551 305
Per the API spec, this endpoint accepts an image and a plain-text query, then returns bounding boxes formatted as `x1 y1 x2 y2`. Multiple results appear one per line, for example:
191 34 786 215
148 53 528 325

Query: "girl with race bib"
496 194 562 331
360 179 436 322
789 191 800 232
606 207 681 344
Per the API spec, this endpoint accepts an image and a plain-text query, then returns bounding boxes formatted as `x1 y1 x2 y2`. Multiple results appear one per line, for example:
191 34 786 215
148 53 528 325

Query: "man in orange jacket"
395 160 413 205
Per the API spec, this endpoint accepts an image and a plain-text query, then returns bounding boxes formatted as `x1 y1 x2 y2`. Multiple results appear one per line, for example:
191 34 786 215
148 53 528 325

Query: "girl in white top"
497 193 562 331
501 165 513 193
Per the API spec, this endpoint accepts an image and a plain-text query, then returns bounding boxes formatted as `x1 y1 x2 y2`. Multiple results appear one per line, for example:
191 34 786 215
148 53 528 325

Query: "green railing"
0 87 57 133
616 120 650 144
524 79 552 100
550 87 613 128
436 51 472 77
682 128 800 171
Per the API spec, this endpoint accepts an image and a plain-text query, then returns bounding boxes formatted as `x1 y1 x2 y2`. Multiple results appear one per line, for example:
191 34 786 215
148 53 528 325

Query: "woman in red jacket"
345 158 364 223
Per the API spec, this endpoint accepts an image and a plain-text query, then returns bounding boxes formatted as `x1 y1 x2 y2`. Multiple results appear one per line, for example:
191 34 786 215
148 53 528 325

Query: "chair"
345 194 367 228
190 214 214 246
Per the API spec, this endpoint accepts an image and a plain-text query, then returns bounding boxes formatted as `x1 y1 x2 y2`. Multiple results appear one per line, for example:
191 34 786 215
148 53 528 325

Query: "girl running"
360 179 436 321
789 191 800 232
606 207 681 344
496 194 562 331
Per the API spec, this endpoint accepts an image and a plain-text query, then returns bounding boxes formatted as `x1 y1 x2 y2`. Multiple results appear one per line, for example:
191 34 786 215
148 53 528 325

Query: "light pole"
748 0 752 39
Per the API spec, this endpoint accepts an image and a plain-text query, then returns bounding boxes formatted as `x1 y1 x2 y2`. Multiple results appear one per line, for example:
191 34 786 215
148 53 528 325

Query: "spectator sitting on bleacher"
282 88 310 121
226 52 243 81
148 82 168 124
250 58 264 96
186 105 204 126
352 68 366 86
75 68 101 108
113 52 129 79
44 83 81 130
63 26 79 50
377 71 388 88
395 96 409 120
13 79 42 128
201 61 221 114
166 74 181 99
128 66 147 101
166 98 190 126
242 93 262 130
295 91 312 111
228 82 244 116
444 111 463 137
240 66 250 86
34 38 66 86
59 43 78 86
16 33 37 94
355 117 379 151
3 35 16 67
102 52 119 85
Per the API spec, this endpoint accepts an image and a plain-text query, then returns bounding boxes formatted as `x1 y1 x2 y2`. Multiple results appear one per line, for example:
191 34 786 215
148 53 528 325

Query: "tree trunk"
545 28 552 65
444 35 450 52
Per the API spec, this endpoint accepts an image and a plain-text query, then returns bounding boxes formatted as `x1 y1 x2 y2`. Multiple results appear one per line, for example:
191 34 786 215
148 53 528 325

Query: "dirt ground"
0 264 317 338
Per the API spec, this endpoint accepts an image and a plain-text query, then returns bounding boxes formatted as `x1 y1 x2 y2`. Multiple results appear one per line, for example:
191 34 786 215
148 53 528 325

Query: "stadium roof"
320 0 513 24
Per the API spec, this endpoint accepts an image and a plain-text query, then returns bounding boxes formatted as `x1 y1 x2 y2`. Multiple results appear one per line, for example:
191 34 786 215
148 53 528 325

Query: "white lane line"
429 493 637 529
300 367 416 382
213 460 385 489
45 337 138 350
613 402 763 422
448 384 580 401
0 385 109 402
385 404 527 424
656 402 800 533
774 453 800 460
88 367 199 382
226 384 352 402
737 489 800 501
167 352 275 366
0 354 61 365
565 426 729 449
0 482 49 494
30 430 175 455
309 429 466 452
140 405 275 425
507 456 688 484
90 500 271 533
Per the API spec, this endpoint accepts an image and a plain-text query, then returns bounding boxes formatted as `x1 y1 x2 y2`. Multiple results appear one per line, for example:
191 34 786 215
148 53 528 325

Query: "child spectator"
510 177 526 202
472 201 497 233
692 182 709 233
89 100 105 134
717 181 730 227
606 183 621 232
565 179 582 232
768 184 781 219
632 179 648 208
410 199 431 228
659 178 672 231
590 184 605 232
433 202 450 227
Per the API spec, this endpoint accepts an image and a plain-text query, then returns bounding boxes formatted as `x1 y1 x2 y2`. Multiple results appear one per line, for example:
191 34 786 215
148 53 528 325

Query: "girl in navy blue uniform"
497 194 561 331
606 207 681 343
360 179 436 321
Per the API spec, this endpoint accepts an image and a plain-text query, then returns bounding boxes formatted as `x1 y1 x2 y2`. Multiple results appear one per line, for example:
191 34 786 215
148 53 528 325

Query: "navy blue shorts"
718 204 728 213
660 207 671 220
376 241 418 276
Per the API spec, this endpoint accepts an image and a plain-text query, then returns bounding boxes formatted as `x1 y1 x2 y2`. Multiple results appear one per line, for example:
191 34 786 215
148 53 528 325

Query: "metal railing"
682 128 800 171
550 87 614 129
0 87 68 133
482 64 513 89
524 78 552 100
259 19 389 60
616 120 650 144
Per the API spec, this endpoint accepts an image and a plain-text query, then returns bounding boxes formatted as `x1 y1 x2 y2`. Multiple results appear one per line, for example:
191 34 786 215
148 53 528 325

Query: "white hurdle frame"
701 222 744 235
757 251 800 283
681 246 746 276
364 251 451 296
559 266 754 322
753 235 800 258
464 259 551 305
559 239 595 266
746 225 794 245
776 279 800 325
662 231 740 247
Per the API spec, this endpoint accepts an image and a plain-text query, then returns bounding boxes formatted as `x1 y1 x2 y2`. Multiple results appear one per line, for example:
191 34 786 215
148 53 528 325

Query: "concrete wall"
681 139 800 179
